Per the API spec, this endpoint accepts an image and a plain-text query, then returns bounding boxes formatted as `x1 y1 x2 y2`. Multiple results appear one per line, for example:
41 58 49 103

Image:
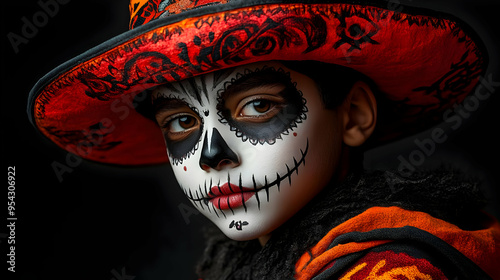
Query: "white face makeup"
152 62 342 240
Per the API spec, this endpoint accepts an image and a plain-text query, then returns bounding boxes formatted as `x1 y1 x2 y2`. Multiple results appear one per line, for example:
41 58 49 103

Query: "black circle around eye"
217 68 308 145
165 114 203 163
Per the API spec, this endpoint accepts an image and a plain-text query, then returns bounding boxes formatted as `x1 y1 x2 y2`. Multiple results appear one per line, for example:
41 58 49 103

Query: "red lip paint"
209 183 255 210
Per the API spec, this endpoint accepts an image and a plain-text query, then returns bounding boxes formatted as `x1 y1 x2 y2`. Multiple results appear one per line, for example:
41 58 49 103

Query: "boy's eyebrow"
152 96 188 115
152 68 290 113
221 69 289 98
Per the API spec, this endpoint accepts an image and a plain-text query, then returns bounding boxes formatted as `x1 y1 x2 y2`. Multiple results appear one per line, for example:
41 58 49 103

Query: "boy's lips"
209 183 255 210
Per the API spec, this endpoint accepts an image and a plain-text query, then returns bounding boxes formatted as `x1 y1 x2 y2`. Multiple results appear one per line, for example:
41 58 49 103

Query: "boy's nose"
199 128 240 171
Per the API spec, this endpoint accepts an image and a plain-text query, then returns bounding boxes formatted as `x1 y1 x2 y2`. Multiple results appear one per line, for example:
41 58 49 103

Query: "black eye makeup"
153 96 203 164
235 93 285 120
162 114 199 139
217 67 308 145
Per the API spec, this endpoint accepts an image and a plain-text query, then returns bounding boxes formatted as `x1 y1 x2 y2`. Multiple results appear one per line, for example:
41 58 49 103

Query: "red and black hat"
27 0 487 165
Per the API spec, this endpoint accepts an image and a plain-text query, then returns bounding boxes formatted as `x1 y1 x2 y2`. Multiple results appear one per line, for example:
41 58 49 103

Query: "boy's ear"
341 81 377 147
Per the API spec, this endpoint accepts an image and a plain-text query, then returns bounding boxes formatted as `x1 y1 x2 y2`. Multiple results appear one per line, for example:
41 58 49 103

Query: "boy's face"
152 62 343 240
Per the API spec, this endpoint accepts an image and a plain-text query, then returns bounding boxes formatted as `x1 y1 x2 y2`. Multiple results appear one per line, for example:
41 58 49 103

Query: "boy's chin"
218 224 273 242
207 212 278 242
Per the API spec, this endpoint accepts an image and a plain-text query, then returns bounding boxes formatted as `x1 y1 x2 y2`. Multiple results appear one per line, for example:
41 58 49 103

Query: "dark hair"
282 60 373 109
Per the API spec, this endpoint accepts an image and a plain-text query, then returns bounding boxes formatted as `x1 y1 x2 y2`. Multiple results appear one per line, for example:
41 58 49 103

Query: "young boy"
28 0 500 278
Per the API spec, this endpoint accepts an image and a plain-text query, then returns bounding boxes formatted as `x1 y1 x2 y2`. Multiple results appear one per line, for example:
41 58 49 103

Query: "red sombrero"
27 0 487 165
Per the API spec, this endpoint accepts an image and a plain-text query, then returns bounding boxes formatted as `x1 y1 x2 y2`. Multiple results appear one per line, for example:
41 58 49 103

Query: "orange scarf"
295 206 500 279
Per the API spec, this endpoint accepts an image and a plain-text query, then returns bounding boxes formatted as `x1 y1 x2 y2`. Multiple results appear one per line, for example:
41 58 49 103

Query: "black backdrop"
2 1 500 280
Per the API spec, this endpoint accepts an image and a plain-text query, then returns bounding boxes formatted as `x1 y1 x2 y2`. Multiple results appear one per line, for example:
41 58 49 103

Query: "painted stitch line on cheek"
264 175 269 202
286 164 292 185
276 173 281 192
221 208 227 219
239 173 247 213
252 174 261 210
217 178 222 196
225 176 235 215
197 189 205 210
212 203 220 218
216 179 227 218
218 200 227 218
204 180 209 204
188 188 195 208
227 196 234 215
209 178 215 197
198 185 205 210
200 181 212 213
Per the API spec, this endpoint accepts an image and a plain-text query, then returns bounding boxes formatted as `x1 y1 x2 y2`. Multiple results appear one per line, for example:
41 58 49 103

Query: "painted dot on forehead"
184 166 187 171
293 132 297 137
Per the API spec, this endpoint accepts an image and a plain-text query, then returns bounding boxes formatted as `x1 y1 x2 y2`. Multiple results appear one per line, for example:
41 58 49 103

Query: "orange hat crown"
129 0 229 29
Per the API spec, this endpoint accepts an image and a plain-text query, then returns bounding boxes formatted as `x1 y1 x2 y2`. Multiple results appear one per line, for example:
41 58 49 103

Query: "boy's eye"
167 115 198 133
152 97 203 160
240 99 273 116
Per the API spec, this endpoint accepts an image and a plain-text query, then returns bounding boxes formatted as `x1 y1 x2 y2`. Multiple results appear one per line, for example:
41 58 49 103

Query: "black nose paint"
199 128 239 169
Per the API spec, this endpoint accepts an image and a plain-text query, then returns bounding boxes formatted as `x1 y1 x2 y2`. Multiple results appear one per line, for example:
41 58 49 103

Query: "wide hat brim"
27 0 487 165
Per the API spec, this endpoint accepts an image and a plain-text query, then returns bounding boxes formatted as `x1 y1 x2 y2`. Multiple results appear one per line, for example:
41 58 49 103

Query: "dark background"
2 1 499 279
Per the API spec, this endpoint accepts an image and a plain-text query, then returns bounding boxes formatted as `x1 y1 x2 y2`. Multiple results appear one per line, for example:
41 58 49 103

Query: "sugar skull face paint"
153 62 343 240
